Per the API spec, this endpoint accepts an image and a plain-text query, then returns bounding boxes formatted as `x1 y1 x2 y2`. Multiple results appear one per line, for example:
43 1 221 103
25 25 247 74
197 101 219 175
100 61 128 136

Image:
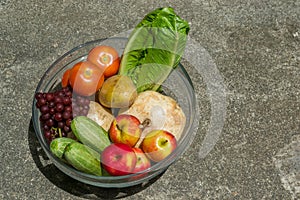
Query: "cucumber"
64 142 102 176
50 137 76 159
71 116 111 153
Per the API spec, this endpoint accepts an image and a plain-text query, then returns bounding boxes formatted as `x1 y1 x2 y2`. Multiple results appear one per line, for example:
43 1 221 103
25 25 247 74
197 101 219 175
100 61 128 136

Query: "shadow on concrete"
28 118 163 199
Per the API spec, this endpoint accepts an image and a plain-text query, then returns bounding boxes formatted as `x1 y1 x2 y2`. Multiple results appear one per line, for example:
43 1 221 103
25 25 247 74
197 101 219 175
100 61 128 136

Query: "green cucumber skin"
50 137 76 159
71 116 111 153
64 142 102 176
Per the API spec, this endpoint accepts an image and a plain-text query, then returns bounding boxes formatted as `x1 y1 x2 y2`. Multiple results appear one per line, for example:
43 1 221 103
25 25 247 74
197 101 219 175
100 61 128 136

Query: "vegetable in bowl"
119 7 190 92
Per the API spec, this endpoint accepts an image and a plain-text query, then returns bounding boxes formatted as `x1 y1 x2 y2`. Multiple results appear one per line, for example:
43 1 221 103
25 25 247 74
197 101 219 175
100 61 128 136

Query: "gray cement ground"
1 0 299 199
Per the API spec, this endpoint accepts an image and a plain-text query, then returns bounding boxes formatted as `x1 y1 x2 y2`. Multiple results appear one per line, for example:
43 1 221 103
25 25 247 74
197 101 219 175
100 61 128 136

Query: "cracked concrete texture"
274 135 300 199
1 0 300 199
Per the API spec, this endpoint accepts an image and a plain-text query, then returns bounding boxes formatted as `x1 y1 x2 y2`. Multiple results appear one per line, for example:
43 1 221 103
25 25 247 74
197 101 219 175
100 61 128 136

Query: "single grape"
63 125 70 133
38 98 47 106
57 121 64 129
64 105 72 113
46 93 54 101
65 118 72 126
63 97 71 105
56 103 64 112
65 90 72 97
62 111 71 120
41 113 51 121
61 131 67 137
44 130 51 140
54 96 63 103
40 105 49 114
48 101 55 108
35 92 43 100
54 113 63 121
57 91 65 97
49 107 56 115
46 119 55 127
42 124 50 131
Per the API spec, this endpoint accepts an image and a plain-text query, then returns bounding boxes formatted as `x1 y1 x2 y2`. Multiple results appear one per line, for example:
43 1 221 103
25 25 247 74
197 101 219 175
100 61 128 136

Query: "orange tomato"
61 68 71 87
69 61 104 96
87 45 120 78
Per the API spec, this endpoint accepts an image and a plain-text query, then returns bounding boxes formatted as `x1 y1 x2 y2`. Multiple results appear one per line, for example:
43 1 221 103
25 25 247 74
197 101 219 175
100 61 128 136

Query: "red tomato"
87 45 120 78
69 61 104 96
61 68 71 87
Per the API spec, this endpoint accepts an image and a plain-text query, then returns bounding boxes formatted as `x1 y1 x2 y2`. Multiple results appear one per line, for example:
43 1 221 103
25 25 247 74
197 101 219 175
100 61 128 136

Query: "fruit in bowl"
141 130 177 162
132 147 152 173
101 143 137 176
109 114 142 147
99 75 138 108
32 7 198 188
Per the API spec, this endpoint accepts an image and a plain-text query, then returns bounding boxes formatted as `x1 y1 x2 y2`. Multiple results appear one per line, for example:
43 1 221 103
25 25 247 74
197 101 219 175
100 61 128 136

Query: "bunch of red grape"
35 86 90 143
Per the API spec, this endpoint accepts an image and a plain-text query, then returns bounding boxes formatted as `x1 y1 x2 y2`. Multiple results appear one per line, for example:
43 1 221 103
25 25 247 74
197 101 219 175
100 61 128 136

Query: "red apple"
109 114 142 147
141 130 177 162
132 148 151 173
101 143 137 176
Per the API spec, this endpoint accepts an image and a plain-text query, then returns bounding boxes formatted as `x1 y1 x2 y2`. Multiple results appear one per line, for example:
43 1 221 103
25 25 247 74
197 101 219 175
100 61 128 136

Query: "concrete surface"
1 0 300 199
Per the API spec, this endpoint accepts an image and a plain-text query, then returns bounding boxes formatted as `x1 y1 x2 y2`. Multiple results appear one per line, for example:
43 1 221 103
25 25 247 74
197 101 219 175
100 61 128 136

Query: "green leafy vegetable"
119 7 190 92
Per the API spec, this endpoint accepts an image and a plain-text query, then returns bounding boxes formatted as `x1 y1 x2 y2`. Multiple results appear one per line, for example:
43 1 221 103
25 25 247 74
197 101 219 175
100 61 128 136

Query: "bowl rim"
32 37 199 187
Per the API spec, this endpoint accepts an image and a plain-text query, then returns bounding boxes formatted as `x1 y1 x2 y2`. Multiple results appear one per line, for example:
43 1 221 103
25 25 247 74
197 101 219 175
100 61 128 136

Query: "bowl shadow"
28 118 164 199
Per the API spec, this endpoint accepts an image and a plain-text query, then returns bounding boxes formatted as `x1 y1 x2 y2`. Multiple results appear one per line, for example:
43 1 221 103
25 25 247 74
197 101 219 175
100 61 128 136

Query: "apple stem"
139 118 151 130
135 118 152 148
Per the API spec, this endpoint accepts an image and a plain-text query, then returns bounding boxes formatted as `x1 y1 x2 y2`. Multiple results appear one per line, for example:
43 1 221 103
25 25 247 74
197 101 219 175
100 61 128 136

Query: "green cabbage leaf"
119 7 190 92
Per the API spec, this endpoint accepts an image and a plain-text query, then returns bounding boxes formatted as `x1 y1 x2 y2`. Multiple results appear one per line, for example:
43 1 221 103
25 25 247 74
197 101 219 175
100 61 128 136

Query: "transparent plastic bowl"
32 37 198 188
